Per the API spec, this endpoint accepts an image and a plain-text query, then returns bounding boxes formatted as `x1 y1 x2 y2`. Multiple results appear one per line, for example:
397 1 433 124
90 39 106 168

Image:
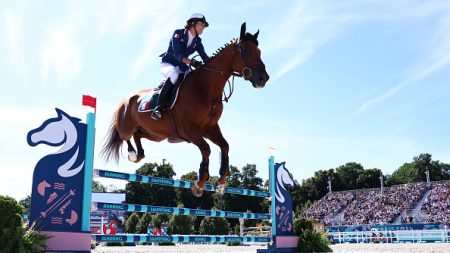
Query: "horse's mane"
207 32 259 62
205 38 239 64
201 32 259 67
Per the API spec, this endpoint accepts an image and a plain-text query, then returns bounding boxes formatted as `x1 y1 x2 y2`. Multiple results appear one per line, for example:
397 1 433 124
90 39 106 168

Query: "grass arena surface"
92 243 450 253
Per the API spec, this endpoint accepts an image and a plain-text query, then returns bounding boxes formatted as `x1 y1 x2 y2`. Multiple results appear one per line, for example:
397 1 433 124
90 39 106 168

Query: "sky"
1 0 450 201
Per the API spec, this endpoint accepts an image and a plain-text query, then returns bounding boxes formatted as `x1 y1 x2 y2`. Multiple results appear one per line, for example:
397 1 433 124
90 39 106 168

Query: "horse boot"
151 78 174 120
215 155 229 195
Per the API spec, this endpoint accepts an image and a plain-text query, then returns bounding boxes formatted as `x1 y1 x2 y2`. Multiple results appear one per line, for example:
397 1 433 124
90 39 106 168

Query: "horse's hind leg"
126 132 146 163
204 125 230 195
126 140 138 162
133 131 145 163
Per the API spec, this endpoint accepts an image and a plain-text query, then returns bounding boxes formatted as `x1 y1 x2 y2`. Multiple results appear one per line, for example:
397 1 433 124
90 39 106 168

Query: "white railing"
329 229 450 244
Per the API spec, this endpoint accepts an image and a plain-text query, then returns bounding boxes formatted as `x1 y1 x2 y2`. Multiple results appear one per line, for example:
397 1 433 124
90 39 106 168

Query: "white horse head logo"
275 162 295 204
27 108 84 178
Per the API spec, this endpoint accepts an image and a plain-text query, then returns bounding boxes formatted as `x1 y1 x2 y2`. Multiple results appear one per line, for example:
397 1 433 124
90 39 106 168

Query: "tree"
126 162 177 207
294 217 332 252
125 212 140 233
356 168 382 189
167 212 195 235
389 153 450 184
136 213 153 234
0 195 24 248
335 162 364 190
19 195 31 213
199 217 230 235
152 213 170 228
92 180 106 193
176 171 214 210
0 195 49 252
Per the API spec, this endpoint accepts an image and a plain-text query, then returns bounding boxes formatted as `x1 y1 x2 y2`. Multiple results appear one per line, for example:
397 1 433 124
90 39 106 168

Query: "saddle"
138 73 186 113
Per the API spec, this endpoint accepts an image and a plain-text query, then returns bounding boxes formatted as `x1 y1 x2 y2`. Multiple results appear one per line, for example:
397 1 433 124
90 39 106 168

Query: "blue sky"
1 0 450 200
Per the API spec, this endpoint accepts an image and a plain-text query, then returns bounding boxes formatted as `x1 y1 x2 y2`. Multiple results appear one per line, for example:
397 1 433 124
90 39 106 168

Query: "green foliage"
199 217 230 235
167 211 195 235
294 217 331 253
136 213 153 234
356 168 382 189
389 153 450 184
126 163 177 207
19 195 31 213
125 212 140 233
177 171 214 210
20 222 51 252
0 195 49 253
152 213 169 228
214 165 265 229
92 180 107 193
336 162 364 190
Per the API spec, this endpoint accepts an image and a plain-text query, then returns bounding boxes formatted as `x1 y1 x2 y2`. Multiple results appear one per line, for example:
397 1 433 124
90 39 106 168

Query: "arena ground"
92 243 450 253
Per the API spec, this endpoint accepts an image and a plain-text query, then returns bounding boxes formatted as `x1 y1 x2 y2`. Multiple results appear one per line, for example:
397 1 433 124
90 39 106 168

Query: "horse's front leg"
204 125 230 195
191 137 211 197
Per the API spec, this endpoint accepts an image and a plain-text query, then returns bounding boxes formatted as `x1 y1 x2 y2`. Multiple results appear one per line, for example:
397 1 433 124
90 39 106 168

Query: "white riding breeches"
161 63 183 83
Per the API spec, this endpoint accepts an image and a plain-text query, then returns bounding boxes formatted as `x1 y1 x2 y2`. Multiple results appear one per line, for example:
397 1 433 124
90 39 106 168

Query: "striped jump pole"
94 169 270 197
92 202 271 220
93 234 271 244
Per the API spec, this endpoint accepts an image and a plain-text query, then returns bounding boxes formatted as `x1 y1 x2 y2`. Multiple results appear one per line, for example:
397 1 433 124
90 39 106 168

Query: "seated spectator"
420 181 450 223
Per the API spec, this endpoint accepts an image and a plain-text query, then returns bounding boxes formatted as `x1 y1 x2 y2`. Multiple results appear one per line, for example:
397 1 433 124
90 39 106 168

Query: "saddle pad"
138 92 157 112
137 84 182 113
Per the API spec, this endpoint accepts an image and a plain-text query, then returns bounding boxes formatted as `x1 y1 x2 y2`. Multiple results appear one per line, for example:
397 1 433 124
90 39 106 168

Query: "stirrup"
151 108 162 120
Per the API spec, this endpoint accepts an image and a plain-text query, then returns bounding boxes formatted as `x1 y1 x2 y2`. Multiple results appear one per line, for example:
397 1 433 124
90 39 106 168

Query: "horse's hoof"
191 181 204 197
128 151 137 162
214 180 227 196
135 154 145 163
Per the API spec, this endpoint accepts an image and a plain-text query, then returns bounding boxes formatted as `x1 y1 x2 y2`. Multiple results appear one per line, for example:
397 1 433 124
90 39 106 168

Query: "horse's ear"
254 30 259 39
240 22 246 40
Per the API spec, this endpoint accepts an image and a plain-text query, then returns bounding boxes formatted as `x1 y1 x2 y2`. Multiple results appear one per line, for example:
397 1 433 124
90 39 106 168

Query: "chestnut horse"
101 23 269 197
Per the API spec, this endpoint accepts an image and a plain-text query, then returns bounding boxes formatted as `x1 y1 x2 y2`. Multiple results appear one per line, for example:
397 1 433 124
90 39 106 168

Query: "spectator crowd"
302 181 449 226
420 182 450 223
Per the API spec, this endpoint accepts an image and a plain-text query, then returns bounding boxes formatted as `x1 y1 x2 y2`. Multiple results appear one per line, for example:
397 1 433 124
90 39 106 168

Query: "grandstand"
303 180 450 226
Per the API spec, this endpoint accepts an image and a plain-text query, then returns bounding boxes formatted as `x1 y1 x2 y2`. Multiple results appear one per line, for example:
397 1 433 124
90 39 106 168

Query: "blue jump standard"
94 202 271 220
94 169 270 198
93 234 271 243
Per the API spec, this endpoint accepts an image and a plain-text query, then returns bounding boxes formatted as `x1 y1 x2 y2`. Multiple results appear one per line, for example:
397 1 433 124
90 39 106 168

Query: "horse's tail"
100 100 127 163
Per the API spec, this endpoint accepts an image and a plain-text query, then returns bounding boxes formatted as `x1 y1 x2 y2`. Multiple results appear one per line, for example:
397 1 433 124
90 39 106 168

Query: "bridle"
194 41 263 102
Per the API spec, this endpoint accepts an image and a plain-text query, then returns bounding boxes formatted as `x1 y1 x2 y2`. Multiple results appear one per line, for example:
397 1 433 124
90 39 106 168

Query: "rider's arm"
196 38 209 62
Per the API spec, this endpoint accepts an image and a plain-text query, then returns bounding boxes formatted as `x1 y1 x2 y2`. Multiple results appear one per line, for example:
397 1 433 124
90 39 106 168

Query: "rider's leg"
151 65 181 120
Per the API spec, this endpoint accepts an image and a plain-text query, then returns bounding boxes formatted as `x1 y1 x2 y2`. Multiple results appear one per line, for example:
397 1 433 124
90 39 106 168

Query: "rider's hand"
190 59 203 68
182 58 191 65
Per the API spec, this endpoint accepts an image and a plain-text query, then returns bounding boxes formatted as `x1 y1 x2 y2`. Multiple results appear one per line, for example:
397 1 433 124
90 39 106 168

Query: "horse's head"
277 162 295 188
233 22 269 88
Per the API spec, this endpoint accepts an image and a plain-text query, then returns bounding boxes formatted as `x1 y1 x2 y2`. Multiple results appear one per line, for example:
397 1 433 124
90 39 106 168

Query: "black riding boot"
151 78 174 120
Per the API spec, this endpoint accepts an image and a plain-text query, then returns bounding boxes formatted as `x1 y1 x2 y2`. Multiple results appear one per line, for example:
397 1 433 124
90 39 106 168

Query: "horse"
100 22 269 197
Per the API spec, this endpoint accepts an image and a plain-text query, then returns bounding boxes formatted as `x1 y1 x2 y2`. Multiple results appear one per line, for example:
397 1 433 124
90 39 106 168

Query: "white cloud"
128 0 184 80
40 28 83 86
265 0 450 83
4 9 25 75
264 1 359 81
357 12 450 114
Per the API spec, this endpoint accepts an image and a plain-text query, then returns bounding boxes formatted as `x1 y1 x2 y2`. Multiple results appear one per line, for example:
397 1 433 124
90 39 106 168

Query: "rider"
151 13 210 120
